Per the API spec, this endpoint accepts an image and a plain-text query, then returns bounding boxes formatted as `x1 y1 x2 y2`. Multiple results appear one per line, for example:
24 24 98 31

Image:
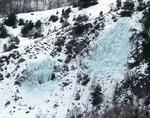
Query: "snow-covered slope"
83 18 133 108
0 0 149 118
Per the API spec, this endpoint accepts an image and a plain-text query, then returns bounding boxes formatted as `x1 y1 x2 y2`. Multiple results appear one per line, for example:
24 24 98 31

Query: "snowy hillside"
0 0 150 118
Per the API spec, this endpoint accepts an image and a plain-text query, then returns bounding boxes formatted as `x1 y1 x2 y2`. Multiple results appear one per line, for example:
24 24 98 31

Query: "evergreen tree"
137 0 146 11
35 20 42 29
137 0 143 4
18 19 25 26
116 0 121 9
123 0 135 11
3 44 7 52
91 84 103 108
21 21 34 37
120 0 135 17
0 24 8 38
3 13 17 27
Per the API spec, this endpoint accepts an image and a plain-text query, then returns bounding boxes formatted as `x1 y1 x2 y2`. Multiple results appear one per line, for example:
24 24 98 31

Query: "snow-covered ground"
0 0 145 118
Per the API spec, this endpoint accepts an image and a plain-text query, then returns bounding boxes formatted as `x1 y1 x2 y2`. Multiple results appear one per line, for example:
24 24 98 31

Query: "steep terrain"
0 0 150 118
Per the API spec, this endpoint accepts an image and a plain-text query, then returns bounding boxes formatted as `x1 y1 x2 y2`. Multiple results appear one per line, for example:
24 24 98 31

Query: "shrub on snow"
120 0 135 17
72 23 92 37
4 37 20 52
3 44 7 52
74 14 89 23
35 20 42 29
21 21 34 37
120 10 133 17
62 7 71 19
34 30 43 39
49 15 59 22
122 0 135 11
3 13 17 27
116 0 122 9
18 18 25 26
0 24 8 38
91 84 103 107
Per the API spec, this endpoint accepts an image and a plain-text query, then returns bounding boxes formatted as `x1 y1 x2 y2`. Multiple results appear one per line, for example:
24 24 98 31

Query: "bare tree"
0 0 73 16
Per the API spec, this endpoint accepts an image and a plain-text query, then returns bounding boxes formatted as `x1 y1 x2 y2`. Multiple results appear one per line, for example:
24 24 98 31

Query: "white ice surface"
86 18 133 79
25 54 54 85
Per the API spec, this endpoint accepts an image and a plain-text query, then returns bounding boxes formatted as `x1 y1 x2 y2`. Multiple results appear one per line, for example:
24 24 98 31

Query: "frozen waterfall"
25 54 54 85
86 18 133 79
